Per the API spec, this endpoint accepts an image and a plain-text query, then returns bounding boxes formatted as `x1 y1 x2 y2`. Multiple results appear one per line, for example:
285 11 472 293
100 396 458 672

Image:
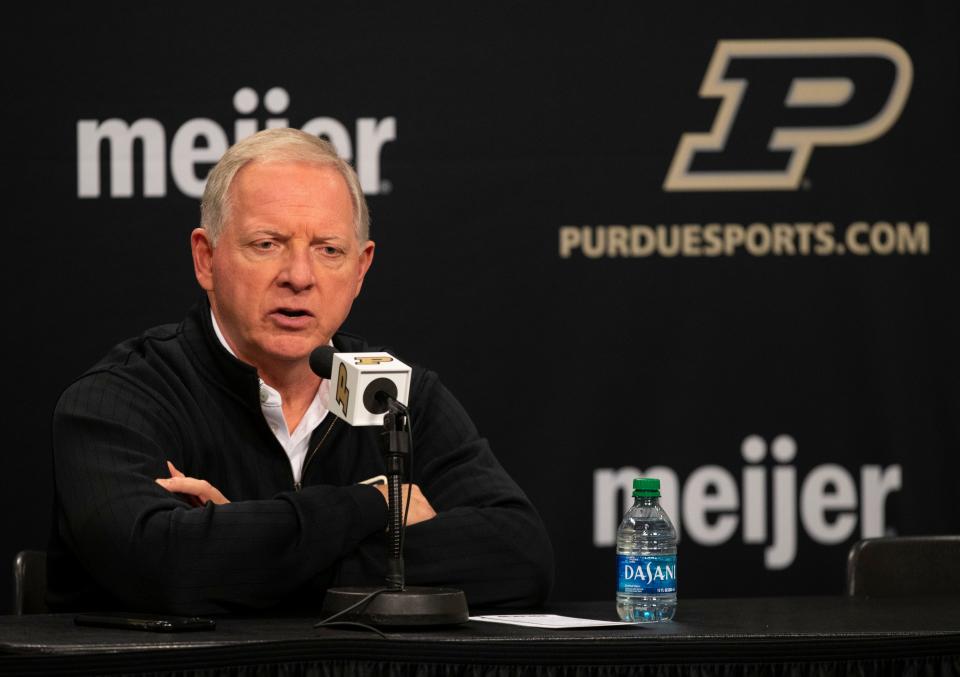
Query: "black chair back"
13 550 48 615
846 535 960 598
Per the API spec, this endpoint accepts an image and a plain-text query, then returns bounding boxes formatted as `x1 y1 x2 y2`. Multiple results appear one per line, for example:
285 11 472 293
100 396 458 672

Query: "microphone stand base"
320 586 469 627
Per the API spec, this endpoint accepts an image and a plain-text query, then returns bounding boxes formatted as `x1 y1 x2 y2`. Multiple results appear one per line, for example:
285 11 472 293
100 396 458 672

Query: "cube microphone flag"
308 347 411 426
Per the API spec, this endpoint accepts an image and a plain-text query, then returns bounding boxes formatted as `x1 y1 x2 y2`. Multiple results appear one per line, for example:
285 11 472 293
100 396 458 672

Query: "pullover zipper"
293 416 338 491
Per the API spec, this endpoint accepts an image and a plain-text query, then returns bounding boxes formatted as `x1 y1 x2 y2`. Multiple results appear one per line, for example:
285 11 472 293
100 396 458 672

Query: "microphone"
310 344 469 627
309 346 412 427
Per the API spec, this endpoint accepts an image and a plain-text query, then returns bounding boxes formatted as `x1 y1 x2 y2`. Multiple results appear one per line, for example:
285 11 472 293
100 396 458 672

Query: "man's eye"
254 241 277 250
320 246 342 256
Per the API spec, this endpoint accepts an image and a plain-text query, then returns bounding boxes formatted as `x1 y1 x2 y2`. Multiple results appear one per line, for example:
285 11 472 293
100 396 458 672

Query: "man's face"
191 161 374 373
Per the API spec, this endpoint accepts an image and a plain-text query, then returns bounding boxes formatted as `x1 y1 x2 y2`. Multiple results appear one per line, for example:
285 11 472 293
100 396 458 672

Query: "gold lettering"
354 356 394 365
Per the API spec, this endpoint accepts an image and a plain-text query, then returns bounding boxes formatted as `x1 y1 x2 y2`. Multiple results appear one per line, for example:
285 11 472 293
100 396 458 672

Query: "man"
48 128 553 614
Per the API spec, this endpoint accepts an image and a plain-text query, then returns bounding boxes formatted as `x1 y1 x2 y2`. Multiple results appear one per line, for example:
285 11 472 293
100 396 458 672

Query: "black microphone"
309 345 336 379
311 345 468 627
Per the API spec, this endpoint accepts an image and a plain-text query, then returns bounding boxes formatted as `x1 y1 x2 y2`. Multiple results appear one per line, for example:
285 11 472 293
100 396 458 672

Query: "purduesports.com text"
559 221 930 258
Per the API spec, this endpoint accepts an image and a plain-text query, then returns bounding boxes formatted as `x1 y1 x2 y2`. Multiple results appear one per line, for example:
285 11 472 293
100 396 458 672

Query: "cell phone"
74 612 216 632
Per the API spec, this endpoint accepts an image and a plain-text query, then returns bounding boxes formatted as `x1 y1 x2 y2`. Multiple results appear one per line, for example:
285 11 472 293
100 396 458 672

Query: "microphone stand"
319 397 469 627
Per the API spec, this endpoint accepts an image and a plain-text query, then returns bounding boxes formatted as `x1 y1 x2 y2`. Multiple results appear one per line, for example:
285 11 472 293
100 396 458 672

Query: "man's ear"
191 228 215 291
354 240 376 298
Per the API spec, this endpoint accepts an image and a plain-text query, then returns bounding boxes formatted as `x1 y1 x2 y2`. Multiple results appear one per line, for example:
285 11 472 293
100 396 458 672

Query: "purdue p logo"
336 363 349 417
664 38 913 191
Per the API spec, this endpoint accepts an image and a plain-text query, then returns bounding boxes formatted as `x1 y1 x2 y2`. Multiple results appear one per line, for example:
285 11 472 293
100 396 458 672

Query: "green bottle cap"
632 478 661 497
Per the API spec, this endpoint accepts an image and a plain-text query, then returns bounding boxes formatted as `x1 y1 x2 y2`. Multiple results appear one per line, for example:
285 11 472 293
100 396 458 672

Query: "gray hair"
200 128 369 244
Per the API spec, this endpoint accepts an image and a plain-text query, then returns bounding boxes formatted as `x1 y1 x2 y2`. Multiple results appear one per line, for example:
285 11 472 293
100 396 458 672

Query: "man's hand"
156 461 230 506
375 483 437 525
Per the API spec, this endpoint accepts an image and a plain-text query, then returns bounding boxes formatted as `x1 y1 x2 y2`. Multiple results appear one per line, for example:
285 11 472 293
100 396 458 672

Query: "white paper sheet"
469 614 638 629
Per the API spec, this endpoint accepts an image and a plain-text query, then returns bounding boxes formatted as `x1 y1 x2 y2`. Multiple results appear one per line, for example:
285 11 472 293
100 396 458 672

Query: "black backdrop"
4 2 958 611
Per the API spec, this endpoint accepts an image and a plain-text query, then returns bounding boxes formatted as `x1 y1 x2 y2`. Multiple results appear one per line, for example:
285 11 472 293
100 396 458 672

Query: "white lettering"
683 465 738 546
648 467 681 539
593 467 639 547
77 89 396 199
300 116 353 161
860 464 902 537
356 117 396 194
741 435 767 543
801 464 858 544
77 118 166 198
765 434 797 570
593 434 904 571
170 118 229 198
593 466 680 546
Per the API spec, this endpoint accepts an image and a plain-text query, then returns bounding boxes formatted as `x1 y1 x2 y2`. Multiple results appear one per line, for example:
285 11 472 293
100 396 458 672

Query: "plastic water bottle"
616 477 677 622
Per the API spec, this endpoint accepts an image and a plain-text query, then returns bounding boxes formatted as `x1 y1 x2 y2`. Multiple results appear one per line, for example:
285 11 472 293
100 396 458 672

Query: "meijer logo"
664 39 913 191
77 87 396 199
594 434 902 569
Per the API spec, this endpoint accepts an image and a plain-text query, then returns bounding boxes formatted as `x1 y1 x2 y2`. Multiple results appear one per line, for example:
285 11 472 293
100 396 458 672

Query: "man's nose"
277 246 316 291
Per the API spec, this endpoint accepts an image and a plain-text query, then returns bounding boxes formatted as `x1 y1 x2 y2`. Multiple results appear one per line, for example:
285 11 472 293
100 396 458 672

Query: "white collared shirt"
211 311 329 483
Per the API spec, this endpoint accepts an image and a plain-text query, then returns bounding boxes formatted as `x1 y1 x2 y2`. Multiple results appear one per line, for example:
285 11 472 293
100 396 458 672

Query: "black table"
1 597 958 676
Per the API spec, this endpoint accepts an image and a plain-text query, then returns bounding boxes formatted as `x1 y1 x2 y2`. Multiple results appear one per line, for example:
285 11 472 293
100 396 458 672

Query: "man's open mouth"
275 309 312 318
